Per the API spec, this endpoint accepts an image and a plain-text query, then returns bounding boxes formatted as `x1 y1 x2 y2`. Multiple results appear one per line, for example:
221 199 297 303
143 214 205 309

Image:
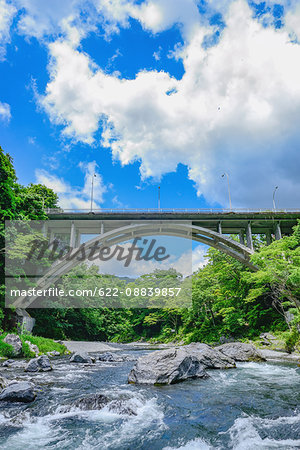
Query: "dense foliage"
0 146 58 330
1 145 299 351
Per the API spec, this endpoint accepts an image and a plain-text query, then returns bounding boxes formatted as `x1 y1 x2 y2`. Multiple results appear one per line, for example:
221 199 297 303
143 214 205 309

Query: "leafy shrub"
21 334 66 355
0 339 15 358
21 340 36 358
283 328 300 353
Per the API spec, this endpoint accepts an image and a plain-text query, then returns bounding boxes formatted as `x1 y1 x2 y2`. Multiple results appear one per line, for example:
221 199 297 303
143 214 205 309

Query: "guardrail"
45 208 300 214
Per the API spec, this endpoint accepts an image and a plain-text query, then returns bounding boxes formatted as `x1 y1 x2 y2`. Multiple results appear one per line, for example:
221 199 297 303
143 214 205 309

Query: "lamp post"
90 174 96 212
158 186 161 210
273 186 278 211
222 172 232 211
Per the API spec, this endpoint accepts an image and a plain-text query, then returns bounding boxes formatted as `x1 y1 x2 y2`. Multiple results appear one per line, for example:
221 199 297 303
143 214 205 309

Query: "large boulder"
25 340 39 357
2 359 27 369
216 342 265 362
184 343 236 369
3 334 22 356
74 393 109 410
108 399 137 416
0 381 36 403
128 348 209 385
70 352 94 364
98 352 124 362
25 355 52 372
73 394 137 416
2 359 15 367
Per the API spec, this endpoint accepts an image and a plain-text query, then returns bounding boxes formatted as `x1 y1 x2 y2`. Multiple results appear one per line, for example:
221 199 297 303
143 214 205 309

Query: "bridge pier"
266 230 272 246
42 222 48 237
75 231 81 247
275 222 282 240
246 223 254 250
70 221 76 247
218 222 222 234
239 231 245 245
50 229 55 243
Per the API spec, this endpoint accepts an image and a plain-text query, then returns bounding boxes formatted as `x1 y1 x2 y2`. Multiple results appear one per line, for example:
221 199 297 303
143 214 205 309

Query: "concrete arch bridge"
13 209 300 313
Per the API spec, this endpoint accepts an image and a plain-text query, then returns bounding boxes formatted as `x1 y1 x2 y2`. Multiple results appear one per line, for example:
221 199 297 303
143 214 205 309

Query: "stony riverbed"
0 344 300 449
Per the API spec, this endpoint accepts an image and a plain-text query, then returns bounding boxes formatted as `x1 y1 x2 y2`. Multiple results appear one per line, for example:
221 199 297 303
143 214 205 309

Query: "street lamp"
158 186 161 210
90 174 96 212
222 172 232 211
273 186 278 211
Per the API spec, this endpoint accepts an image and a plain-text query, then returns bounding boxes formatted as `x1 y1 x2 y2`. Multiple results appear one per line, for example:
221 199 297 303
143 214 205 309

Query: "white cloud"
88 241 207 278
39 0 300 208
92 241 169 278
0 0 16 60
285 3 300 40
15 0 85 41
35 170 69 194
78 160 107 204
192 245 208 272
9 0 206 45
133 0 201 40
0 101 11 121
153 45 162 61
112 195 128 208
4 0 300 50
89 240 195 278
13 0 137 44
35 161 107 210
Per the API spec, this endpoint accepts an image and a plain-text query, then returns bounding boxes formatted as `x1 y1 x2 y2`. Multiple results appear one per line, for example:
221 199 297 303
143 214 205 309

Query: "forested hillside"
1 146 299 350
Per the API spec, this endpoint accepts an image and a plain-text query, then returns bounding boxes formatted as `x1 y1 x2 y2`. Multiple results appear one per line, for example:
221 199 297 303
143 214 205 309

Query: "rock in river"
128 347 209 385
25 355 52 372
73 393 137 416
98 352 123 362
0 381 36 403
216 342 265 362
2 359 27 369
184 343 236 369
74 393 109 410
3 334 22 357
70 352 95 364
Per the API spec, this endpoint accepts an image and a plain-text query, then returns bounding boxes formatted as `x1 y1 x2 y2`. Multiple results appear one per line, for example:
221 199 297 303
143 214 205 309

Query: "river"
0 345 300 449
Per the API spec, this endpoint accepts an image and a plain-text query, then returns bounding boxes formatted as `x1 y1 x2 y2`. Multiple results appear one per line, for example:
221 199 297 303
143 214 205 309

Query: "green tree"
0 146 58 331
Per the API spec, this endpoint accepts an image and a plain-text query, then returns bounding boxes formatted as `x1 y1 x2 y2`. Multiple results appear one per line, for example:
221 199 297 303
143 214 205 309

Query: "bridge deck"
47 210 300 235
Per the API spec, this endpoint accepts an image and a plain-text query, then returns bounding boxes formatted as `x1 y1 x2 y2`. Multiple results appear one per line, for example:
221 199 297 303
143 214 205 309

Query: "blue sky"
1 0 300 213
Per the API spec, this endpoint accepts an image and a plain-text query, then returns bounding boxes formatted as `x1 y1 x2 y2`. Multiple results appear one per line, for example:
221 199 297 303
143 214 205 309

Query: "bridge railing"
45 208 300 214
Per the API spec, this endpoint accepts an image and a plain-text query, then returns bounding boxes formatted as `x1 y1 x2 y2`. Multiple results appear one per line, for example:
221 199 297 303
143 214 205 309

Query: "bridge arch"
13 223 256 309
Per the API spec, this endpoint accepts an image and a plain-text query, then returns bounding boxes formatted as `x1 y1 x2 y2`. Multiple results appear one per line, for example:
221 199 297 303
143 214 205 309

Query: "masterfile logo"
5 219 192 309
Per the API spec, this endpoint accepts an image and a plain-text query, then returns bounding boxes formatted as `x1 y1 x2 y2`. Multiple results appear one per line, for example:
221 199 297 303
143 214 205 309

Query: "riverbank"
60 340 300 364
61 340 118 353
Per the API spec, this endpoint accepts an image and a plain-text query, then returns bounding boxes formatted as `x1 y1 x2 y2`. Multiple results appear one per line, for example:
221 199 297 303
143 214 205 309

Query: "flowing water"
0 346 300 449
